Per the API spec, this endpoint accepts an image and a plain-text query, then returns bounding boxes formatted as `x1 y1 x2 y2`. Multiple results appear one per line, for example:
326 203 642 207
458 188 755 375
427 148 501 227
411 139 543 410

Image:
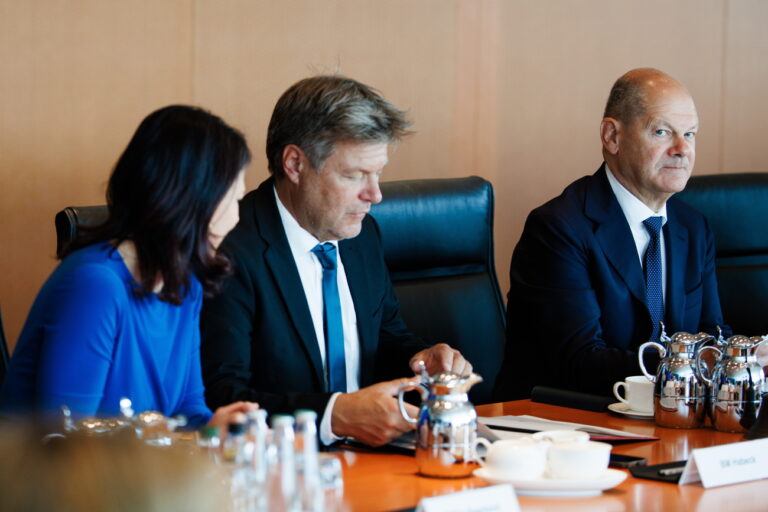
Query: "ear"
282 144 306 185
600 118 621 155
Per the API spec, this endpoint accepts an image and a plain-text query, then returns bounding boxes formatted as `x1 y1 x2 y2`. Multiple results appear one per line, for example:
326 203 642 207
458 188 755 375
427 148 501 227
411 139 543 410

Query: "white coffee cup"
476 438 549 480
613 375 654 413
547 440 611 480
532 430 589 444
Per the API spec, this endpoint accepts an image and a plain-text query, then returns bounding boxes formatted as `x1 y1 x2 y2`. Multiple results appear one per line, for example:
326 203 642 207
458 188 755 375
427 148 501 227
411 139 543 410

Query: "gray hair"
603 72 649 124
266 75 411 177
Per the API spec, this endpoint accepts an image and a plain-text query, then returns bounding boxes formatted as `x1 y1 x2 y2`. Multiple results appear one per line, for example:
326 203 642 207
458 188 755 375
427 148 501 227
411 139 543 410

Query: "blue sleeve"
174 290 213 428
36 263 125 415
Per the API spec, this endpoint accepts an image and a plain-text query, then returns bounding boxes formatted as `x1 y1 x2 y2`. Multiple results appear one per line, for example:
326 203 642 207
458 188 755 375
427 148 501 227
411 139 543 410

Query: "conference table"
334 400 768 512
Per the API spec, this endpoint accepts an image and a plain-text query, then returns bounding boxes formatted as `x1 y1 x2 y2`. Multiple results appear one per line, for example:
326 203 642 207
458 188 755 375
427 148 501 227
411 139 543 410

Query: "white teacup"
547 441 611 480
532 430 589 444
476 438 549 480
613 375 654 413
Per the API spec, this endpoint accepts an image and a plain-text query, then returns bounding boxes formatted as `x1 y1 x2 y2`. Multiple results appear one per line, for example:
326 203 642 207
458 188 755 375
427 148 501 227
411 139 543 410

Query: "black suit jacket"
494 166 727 399
201 178 428 416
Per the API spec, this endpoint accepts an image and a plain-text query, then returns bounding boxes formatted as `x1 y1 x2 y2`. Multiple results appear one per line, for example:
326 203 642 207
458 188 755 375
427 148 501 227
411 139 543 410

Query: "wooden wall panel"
193 0 463 190
0 0 193 347
0 0 766 350
722 0 768 172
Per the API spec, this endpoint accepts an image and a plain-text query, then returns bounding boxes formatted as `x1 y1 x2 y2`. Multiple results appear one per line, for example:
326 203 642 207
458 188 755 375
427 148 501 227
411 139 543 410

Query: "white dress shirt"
605 165 668 302
274 187 360 444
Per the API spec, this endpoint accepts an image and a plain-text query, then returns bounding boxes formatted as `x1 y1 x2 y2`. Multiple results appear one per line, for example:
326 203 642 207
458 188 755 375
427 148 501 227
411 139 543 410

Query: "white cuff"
319 392 345 446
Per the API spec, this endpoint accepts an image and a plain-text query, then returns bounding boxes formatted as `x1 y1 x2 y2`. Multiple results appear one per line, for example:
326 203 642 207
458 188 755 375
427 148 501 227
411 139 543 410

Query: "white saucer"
473 468 626 497
608 402 654 420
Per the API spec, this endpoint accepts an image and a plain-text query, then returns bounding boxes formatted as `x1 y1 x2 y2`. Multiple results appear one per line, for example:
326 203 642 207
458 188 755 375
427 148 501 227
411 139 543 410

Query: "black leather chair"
372 176 506 404
54 205 109 258
0 307 10 388
677 173 768 335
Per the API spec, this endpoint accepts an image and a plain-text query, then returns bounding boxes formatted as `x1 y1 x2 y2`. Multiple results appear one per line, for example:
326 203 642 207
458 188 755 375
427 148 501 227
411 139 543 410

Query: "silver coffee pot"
61 398 186 445
698 333 768 433
397 365 483 478
639 325 713 428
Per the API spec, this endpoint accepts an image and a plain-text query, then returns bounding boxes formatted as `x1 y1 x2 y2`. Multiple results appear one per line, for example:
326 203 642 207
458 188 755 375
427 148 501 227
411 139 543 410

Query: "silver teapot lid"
60 398 185 439
658 324 714 351
135 410 167 427
662 329 713 345
415 361 483 395
61 408 130 436
723 334 767 349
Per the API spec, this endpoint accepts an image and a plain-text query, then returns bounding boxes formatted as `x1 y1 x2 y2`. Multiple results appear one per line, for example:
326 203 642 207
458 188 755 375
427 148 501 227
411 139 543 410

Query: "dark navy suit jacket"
200 178 427 416
494 166 726 399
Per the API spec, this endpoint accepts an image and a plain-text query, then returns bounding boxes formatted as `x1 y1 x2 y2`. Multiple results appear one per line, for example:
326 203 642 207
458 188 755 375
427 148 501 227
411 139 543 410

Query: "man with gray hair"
494 68 726 400
201 76 471 446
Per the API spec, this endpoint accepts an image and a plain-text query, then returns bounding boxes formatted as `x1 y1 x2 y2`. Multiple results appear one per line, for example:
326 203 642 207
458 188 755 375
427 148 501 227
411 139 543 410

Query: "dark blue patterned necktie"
311 243 346 392
643 216 664 342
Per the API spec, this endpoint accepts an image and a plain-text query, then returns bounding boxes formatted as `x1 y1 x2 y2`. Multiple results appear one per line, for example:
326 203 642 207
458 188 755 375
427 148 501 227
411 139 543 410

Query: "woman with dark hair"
0 105 257 428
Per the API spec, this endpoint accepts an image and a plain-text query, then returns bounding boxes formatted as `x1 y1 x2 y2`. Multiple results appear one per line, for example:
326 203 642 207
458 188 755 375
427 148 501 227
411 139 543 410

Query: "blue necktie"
311 243 346 392
643 216 664 342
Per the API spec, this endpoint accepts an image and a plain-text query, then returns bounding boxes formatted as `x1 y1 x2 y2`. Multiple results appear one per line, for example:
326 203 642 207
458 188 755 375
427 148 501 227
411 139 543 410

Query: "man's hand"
409 343 473 376
331 378 419 447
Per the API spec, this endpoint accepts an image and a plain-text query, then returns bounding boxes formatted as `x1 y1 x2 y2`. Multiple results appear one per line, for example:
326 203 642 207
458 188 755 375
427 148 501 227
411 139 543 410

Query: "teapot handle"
473 437 492 465
757 335 768 367
695 345 721 385
397 382 428 426
638 341 666 382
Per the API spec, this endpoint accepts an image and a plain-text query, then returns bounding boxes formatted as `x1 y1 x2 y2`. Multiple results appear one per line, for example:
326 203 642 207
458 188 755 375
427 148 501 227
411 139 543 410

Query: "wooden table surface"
334 400 768 512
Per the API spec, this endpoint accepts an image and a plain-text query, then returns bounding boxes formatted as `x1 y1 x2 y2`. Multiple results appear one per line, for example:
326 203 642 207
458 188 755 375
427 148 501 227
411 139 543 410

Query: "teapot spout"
694 332 715 348
455 372 483 394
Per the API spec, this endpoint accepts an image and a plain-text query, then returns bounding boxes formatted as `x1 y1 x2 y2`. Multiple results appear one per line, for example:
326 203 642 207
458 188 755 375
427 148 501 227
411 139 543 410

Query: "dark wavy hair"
64 105 251 304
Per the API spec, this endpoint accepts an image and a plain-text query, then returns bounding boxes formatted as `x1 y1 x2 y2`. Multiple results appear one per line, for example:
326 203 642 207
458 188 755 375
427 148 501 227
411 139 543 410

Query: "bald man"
494 68 727 399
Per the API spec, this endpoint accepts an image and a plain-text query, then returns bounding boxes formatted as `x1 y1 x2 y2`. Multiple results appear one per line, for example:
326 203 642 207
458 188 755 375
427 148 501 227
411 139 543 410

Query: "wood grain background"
2 0 766 348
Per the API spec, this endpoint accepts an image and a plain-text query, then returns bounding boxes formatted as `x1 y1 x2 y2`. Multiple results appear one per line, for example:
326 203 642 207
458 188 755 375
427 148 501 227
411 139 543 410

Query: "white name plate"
416 484 520 512
679 438 768 488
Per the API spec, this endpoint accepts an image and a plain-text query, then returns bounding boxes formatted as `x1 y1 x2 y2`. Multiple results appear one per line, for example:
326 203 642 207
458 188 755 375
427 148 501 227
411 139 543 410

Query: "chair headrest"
677 173 768 256
371 176 494 278
55 205 109 258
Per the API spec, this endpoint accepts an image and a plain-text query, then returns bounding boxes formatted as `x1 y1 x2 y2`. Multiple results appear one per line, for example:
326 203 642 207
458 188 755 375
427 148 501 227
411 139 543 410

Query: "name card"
679 438 768 488
416 484 520 512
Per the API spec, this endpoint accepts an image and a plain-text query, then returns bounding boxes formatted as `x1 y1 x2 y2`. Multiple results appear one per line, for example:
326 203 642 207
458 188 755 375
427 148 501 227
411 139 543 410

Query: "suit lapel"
585 167 647 305
254 180 326 389
664 202 689 330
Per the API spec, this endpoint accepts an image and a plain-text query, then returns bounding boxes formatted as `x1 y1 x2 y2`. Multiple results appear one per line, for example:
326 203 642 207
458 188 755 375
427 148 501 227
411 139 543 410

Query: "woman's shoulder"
54 243 131 294
25 243 132 328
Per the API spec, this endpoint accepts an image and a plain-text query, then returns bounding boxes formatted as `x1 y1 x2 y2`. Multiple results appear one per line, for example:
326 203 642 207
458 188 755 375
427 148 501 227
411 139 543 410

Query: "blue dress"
0 242 213 427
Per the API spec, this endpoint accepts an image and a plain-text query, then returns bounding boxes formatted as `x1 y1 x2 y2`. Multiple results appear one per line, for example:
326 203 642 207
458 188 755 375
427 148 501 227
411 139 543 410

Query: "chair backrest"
0 307 10 389
371 176 506 403
55 205 109 258
677 172 768 335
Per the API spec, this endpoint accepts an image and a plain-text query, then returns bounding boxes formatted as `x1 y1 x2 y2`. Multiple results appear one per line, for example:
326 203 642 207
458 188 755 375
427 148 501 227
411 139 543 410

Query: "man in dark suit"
201 76 471 447
494 68 726 400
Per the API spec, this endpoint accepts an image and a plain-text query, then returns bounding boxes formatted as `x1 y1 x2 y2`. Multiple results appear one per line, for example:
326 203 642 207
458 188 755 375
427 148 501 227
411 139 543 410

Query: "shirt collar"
273 186 339 254
605 164 667 226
